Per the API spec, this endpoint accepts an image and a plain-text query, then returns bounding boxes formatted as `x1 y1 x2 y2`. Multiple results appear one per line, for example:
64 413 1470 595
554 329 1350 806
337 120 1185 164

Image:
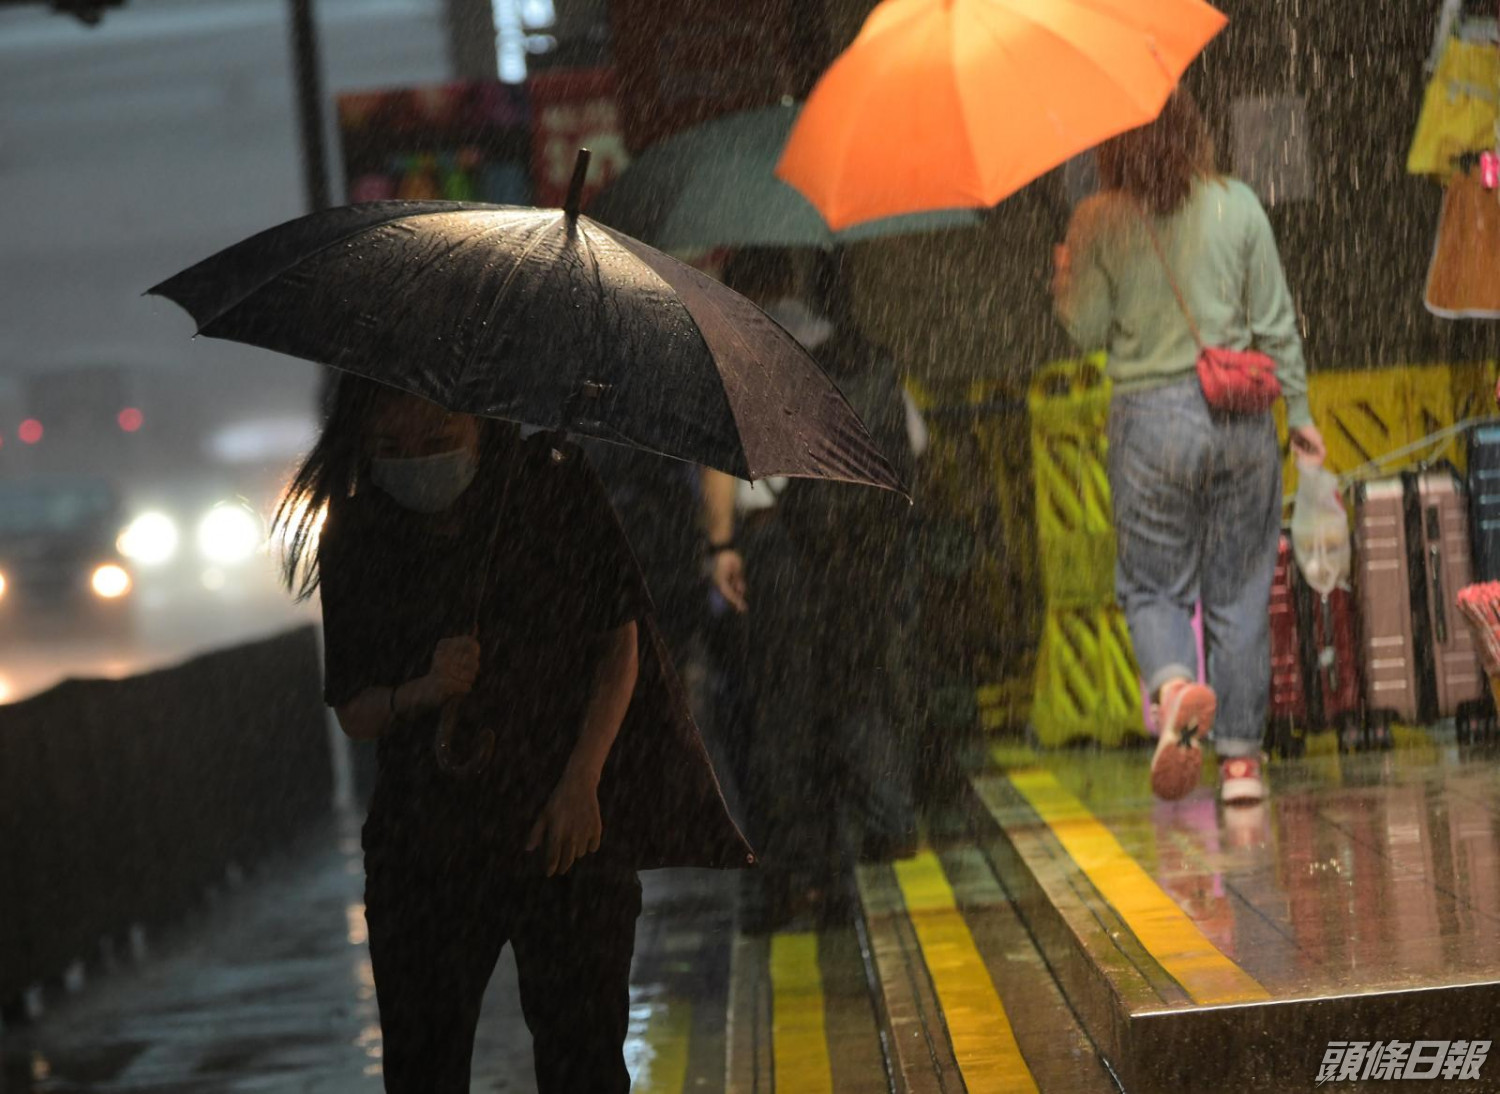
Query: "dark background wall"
1196 0 1500 370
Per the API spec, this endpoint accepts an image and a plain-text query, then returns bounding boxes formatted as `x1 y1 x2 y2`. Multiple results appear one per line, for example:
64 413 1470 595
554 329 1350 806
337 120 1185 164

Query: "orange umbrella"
776 0 1228 231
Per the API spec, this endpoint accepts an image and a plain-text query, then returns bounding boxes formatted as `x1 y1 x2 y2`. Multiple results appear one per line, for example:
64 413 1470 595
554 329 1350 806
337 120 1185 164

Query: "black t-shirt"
319 432 751 872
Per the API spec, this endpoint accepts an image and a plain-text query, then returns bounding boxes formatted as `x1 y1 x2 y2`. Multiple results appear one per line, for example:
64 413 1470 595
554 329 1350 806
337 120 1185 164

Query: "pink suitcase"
1354 467 1486 745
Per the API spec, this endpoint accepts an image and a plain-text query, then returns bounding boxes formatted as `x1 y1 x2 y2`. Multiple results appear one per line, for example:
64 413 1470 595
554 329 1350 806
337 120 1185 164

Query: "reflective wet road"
0 812 734 1093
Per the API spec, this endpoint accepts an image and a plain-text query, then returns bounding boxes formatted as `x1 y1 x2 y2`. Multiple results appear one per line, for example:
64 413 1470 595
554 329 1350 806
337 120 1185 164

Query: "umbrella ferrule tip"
564 148 593 222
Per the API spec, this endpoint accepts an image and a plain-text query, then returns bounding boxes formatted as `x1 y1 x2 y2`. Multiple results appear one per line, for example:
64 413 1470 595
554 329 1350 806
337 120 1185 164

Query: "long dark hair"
271 375 513 602
1096 88 1219 216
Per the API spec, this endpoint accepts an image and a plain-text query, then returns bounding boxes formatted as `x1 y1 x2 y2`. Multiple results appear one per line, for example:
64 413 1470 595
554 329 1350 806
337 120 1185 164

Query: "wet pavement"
995 731 1500 1003
0 811 734 1093
978 730 1500 1091
6 731 1500 1093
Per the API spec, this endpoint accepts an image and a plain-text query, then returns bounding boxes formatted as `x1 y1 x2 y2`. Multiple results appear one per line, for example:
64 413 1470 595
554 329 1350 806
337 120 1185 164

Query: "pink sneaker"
1150 680 1215 801
1219 757 1266 805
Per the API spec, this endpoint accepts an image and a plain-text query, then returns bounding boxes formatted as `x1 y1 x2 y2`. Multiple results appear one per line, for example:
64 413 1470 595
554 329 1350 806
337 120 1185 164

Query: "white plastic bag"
1290 459 1351 595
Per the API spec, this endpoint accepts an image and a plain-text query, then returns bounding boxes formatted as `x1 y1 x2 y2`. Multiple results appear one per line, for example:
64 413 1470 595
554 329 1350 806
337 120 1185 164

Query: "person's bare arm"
701 468 748 612
331 634 480 741
527 620 640 875
702 468 737 545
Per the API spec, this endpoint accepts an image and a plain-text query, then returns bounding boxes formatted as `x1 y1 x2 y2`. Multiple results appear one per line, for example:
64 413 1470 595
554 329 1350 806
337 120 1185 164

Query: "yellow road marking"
894 852 1039 1093
770 933 834 1094
633 996 692 1093
1008 769 1272 1005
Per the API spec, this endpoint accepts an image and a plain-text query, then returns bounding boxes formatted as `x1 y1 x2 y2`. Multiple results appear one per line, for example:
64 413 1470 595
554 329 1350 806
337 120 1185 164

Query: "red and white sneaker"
1219 756 1266 805
1150 680 1215 801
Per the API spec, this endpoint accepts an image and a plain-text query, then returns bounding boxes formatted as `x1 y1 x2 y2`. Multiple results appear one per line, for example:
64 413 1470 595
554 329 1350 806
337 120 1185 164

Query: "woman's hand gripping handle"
431 629 494 777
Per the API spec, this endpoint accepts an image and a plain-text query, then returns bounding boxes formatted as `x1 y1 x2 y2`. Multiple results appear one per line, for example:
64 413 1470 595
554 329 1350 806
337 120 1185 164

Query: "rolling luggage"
1299 582 1365 749
1463 423 1500 741
1354 465 1487 745
1266 536 1309 757
1467 423 1500 581
1266 535 1365 758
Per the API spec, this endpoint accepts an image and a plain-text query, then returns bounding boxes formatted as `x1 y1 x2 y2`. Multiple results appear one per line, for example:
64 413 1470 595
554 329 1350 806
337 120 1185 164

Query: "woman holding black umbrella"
151 158 904 1088
273 377 744 1093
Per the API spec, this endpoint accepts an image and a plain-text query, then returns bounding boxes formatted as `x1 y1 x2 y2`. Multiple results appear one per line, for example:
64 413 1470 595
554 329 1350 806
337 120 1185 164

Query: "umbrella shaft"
463 431 569 634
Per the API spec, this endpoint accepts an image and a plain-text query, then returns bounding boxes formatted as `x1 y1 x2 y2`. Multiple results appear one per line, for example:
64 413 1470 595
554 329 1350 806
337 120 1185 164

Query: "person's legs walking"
512 861 642 1094
828 561 918 861
741 523 826 927
365 850 508 1093
1202 409 1282 801
1108 381 1215 799
839 703 918 859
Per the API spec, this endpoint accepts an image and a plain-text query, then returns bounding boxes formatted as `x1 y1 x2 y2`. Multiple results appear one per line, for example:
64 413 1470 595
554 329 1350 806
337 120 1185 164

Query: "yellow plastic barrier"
907 377 1042 735
1280 360 1497 491
1031 604 1148 748
1028 356 1116 610
921 360 1495 747
977 678 1032 732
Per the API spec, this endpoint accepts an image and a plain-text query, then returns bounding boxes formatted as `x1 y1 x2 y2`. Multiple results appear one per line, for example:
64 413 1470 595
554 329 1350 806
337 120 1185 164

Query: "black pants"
364 846 642 1093
735 521 917 881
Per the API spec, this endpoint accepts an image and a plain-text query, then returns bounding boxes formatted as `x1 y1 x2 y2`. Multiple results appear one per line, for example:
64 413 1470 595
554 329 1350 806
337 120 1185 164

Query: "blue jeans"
1107 379 1281 758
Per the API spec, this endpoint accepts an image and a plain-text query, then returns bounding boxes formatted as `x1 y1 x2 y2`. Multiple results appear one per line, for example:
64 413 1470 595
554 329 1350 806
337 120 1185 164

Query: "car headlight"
0 570 7 600
118 511 180 566
197 503 264 565
91 563 132 600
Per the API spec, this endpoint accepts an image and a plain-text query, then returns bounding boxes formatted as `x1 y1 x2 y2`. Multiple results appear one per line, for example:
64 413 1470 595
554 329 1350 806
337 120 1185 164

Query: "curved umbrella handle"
434 695 495 778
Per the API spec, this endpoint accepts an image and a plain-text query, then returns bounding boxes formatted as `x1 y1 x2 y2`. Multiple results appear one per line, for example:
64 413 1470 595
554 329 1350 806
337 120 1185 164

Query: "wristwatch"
708 540 737 555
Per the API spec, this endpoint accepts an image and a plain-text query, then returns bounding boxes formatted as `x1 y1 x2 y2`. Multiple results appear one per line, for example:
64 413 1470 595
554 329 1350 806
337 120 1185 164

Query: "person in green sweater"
1052 89 1326 806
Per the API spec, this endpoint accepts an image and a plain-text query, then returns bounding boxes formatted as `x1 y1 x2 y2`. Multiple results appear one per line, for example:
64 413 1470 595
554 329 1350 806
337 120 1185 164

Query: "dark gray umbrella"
147 156 904 495
587 102 979 251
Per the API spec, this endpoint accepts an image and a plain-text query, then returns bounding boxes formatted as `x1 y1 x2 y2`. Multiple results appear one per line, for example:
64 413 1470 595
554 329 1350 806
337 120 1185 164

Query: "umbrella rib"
967 0 1182 117
939 4 990 204
367 217 535 390
205 213 521 394
459 213 568 394
659 286 886 486
593 225 759 478
643 266 901 487
575 223 614 398
825 6 988 220
947 1 1181 201
179 206 479 331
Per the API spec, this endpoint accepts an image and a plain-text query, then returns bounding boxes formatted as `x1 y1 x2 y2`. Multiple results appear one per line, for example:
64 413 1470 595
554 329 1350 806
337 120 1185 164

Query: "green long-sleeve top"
1055 176 1312 429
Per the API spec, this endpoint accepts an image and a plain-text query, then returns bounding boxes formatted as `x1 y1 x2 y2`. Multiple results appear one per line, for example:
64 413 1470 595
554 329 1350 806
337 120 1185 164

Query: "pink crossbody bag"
1140 214 1282 415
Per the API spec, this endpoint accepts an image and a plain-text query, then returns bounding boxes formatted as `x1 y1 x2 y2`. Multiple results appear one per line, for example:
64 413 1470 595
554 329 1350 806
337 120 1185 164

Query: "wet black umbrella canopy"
147 151 906 496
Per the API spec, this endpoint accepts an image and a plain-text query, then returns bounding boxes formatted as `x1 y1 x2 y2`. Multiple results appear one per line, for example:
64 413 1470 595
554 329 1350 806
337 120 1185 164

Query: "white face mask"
369 447 478 513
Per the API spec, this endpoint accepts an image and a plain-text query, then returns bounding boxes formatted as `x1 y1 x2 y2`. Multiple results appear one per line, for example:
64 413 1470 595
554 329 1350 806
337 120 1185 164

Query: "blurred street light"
196 503 263 565
118 512 180 567
90 563 131 599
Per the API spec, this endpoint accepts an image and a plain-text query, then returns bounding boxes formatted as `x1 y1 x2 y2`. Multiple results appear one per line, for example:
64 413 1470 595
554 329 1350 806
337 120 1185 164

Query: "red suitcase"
1267 535 1308 757
1299 583 1364 748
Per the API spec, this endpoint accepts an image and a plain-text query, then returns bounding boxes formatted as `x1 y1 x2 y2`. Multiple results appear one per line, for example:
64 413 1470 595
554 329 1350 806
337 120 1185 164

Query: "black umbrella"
148 152 903 495
149 151 904 780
